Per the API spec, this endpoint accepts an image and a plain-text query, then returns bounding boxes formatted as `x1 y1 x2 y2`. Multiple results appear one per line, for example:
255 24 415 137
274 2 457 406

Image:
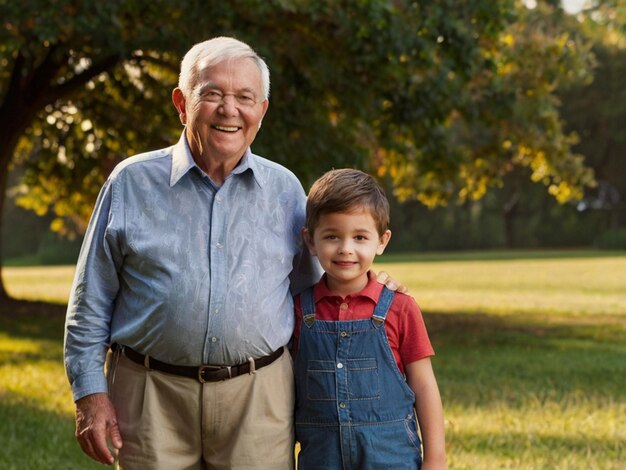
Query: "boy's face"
304 207 391 297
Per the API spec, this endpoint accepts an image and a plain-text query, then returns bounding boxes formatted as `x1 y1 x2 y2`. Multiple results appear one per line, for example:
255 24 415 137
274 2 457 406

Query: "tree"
559 1 626 232
0 0 195 298
1 0 595 297
381 3 595 199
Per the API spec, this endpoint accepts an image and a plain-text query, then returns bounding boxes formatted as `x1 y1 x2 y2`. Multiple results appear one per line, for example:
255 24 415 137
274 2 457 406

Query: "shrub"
593 228 626 249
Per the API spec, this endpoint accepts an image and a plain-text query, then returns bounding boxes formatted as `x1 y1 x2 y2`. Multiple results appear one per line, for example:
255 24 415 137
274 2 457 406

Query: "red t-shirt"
293 272 434 374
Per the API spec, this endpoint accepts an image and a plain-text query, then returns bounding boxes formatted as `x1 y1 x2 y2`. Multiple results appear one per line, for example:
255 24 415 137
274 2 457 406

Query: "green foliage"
386 174 614 252
0 198 48 260
558 3 626 234
1 0 597 243
1 0 188 238
377 2 596 207
594 229 626 250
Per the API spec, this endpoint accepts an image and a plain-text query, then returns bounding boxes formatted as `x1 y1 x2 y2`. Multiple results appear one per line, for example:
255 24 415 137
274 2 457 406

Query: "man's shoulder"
249 152 301 186
109 146 174 180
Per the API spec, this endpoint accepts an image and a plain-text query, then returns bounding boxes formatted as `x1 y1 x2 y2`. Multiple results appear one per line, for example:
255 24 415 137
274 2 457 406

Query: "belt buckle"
198 365 231 383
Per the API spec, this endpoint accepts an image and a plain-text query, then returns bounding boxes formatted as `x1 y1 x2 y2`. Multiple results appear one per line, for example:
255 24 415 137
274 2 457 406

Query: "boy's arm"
406 358 448 470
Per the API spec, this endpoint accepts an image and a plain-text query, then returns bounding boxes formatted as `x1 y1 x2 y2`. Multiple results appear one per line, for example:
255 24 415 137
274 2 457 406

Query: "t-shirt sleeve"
395 294 435 366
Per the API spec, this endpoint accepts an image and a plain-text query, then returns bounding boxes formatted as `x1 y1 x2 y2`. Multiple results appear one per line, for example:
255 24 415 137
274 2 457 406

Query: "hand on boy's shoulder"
375 271 409 294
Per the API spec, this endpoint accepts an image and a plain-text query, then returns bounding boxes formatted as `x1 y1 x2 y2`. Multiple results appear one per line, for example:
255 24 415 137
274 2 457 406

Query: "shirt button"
211 336 217 343
337 362 344 369
214 308 219 314
340 303 348 311
216 242 223 248
216 196 222 203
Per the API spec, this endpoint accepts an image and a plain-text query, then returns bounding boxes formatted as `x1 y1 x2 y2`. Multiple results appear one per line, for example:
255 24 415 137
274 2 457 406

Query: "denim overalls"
295 286 422 469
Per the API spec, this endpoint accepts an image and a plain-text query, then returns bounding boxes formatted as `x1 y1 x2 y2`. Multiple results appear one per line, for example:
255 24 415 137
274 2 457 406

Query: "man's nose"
218 95 239 115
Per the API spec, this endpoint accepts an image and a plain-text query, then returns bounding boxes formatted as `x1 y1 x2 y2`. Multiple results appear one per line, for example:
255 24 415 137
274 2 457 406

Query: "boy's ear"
301 228 317 256
376 230 392 256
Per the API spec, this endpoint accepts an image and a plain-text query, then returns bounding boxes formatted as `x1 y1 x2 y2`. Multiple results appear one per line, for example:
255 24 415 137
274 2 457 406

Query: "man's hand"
75 393 123 465
376 271 408 294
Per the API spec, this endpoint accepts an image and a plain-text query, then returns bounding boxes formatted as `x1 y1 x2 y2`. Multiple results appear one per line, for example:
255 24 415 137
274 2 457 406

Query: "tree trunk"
0 107 29 300
502 191 521 249
0 46 124 301
0 134 14 300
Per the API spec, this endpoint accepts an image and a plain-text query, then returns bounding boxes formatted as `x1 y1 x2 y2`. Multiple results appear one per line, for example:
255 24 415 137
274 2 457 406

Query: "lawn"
1 250 625 469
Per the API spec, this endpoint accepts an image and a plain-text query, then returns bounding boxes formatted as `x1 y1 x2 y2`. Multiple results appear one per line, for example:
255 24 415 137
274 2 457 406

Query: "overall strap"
372 287 395 328
301 287 316 328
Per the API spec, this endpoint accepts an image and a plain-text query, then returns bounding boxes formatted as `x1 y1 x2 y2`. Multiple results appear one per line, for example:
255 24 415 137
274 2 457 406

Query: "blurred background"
1 0 625 282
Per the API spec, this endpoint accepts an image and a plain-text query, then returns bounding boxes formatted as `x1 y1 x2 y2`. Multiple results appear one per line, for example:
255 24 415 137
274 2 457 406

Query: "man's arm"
64 179 124 462
65 178 121 399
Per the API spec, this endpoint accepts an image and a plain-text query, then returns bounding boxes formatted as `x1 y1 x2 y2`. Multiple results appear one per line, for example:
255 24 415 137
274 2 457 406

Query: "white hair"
178 36 270 100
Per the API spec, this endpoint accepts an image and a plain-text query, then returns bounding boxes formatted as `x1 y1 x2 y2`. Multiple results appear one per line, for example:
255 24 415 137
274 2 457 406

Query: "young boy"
292 169 447 470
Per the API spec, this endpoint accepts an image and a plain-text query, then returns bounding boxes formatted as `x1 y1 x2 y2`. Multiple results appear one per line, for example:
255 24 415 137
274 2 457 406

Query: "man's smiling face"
179 57 268 170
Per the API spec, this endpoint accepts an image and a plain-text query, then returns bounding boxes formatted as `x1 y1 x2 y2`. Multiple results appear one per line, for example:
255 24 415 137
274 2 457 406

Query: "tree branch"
24 43 65 103
38 53 124 108
129 52 179 74
0 50 26 117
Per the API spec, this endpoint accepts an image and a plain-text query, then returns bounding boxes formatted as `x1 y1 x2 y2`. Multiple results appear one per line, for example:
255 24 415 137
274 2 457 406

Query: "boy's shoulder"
386 289 421 315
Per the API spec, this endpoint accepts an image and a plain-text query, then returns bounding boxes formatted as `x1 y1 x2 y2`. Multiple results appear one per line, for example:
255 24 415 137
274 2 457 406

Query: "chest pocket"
306 357 380 401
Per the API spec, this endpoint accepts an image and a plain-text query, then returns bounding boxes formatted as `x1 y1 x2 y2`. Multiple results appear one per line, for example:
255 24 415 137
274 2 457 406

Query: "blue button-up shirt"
64 133 321 401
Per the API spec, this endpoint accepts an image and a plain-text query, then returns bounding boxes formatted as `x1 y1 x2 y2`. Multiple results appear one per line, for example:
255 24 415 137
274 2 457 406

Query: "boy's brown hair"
305 169 390 235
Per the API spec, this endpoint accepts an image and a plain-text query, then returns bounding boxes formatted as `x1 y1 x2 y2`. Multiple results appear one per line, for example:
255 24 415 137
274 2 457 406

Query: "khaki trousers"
107 348 295 470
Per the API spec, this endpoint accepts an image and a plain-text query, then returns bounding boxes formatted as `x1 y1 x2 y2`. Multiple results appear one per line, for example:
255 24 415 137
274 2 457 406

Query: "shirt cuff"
71 371 108 402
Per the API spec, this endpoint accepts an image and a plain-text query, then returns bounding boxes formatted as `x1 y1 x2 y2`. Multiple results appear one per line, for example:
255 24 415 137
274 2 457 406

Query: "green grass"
2 265 75 304
376 250 626 469
0 301 101 469
2 250 625 469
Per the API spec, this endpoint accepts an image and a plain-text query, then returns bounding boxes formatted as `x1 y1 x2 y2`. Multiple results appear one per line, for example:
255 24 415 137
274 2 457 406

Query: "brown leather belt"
113 343 284 383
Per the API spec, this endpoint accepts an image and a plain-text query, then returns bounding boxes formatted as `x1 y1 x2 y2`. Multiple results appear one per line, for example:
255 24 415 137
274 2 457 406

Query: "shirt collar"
231 148 264 188
170 131 263 188
170 132 197 187
313 271 382 303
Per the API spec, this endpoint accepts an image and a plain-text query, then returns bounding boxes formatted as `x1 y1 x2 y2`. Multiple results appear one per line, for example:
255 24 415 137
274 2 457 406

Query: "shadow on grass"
0 396 101 470
0 299 100 469
2 298 625 406
426 312 626 407
0 298 67 341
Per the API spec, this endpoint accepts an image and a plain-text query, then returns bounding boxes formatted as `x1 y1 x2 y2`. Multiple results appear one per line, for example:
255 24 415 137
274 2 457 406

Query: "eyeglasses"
200 89 260 108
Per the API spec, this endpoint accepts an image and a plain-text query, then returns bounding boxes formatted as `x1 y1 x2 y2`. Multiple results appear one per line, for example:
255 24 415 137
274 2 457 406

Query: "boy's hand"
375 271 408 293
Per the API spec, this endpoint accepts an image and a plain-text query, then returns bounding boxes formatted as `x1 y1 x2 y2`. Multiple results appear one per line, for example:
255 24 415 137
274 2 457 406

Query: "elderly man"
65 36 398 469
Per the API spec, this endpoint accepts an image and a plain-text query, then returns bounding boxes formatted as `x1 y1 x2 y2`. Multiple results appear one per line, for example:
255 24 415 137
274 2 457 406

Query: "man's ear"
301 228 317 256
376 230 392 255
172 88 187 125
259 99 269 129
